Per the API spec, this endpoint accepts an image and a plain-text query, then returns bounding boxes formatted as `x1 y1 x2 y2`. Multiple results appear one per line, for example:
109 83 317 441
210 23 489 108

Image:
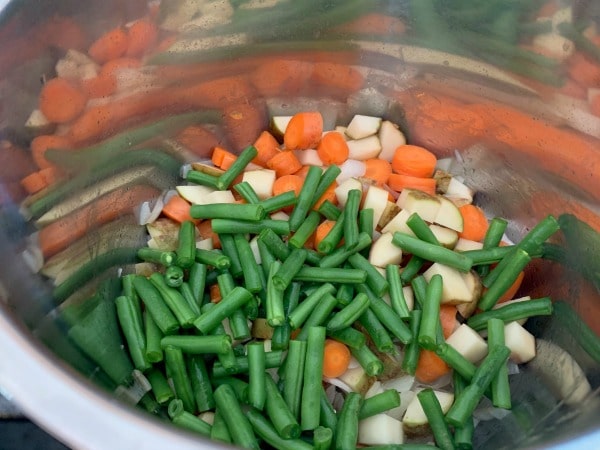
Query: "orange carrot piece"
322 339 351 378
39 78 88 124
415 349 451 384
212 147 238 170
198 220 220 249
126 19 159 57
293 165 311 180
316 131 349 165
253 131 281 167
364 158 392 185
496 271 525 304
183 75 256 109
30 135 72 170
458 204 489 242
100 57 142 78
391 144 437 178
314 220 336 250
20 171 48 194
88 27 129 64
162 195 195 224
284 112 323 151
312 182 337 210
250 59 314 97
266 151 303 177
311 62 364 98
210 284 222 303
272 174 303 197
387 174 436 196
590 92 600 118
175 125 220 157
439 305 459 340
223 102 265 151
81 73 118 98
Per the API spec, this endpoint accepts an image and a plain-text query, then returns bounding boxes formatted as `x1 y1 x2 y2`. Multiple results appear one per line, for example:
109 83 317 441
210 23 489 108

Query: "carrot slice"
311 62 364 98
458 204 489 242
312 182 337 210
439 305 459 339
323 339 351 378
496 271 525 304
211 147 237 171
314 220 336 250
392 144 437 178
253 131 281 167
126 19 158 57
251 59 314 97
364 158 392 185
316 131 349 165
100 57 142 78
387 173 436 196
39 78 88 124
223 102 265 151
272 174 303 197
21 171 48 194
293 165 311 180
162 195 195 224
266 150 303 177
30 135 72 170
81 73 118 99
88 27 129 64
175 126 220 157
415 349 451 384
283 112 323 151
198 220 220 249
210 284 222 303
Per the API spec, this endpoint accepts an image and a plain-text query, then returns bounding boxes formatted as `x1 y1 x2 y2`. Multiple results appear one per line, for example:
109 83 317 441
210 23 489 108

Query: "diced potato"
446 324 488 363
346 114 382 140
369 232 402 267
397 189 441 223
363 185 390 232
335 177 363 207
347 135 382 160
444 178 474 205
378 201 401 229
454 238 484 252
504 321 536 364
359 414 404 446
204 190 236 204
190 162 225 177
242 169 276 200
433 195 464 232
403 390 454 429
271 115 292 138
378 120 406 162
381 209 415 236
176 185 217 204
429 224 459 249
492 296 531 325
196 238 214 251
293 149 323 166
338 364 374 396
423 263 479 305
249 235 261 264
455 271 483 318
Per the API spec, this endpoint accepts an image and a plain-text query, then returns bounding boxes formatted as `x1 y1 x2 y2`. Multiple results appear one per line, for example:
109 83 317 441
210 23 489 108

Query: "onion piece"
323 376 353 393
337 159 366 184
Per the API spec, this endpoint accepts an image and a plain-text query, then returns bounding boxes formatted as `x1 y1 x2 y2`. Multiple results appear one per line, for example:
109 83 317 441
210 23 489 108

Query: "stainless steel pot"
0 0 598 448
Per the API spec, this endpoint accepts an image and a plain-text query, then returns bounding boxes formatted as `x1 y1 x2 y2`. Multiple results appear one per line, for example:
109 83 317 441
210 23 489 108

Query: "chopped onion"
337 159 366 183
137 193 165 226
324 376 353 393
380 374 416 394
347 356 361 370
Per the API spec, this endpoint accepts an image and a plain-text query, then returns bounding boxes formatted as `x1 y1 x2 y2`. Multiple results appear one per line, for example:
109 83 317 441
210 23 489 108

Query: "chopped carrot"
30 135 72 170
66 105 114 143
162 195 195 224
293 165 311 180
314 220 336 250
211 147 238 171
312 182 337 210
391 144 437 178
99 57 142 78
322 339 351 378
198 220 220 249
387 174 436 196
590 92 600 118
184 75 256 109
21 171 48 194
252 131 281 167
250 59 314 97
81 73 118 98
266 150 303 177
210 284 222 303
88 27 129 64
272 174 303 197
439 305 459 339
458 204 489 242
283 112 323 151
223 102 265 151
496 271 525 304
415 349 451 384
316 131 349 165
311 62 364 98
364 158 392 185
39 78 88 124
567 52 600 88
175 126 220 157
126 19 158 57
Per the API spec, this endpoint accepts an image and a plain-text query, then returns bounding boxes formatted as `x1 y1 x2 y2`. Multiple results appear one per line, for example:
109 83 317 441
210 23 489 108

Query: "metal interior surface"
0 0 599 449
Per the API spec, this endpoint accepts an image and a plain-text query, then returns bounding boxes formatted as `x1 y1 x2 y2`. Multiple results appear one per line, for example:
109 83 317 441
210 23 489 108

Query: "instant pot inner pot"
0 1 599 449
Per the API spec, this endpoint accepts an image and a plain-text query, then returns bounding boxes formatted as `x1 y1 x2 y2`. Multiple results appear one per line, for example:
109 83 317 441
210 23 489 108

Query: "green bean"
257 239 276 280
266 261 286 327
212 218 291 236
188 262 207 306
258 227 291 260
305 249 322 266
247 342 267 410
187 355 215 412
265 374 301 439
191 203 266 221
386 265 410 319
212 351 284 377
314 426 334 450
115 295 150 371
400 255 425 284
217 145 258 190
211 377 249 403
350 343 384 377
273 248 307 291
446 345 511 427
319 386 338 434
213 384 259 449
364 446 439 450
168 399 212 436
137 248 176 266
164 265 184 288
327 326 366 350
478 249 531 311
174 220 195 269
359 389 401 419
359 208 374 238
411 275 428 309
133 276 179 335
186 170 221 188
296 293 339 341
294 267 366 284
407 213 441 246
234 181 261 204
211 409 232 444
344 189 362 250
219 234 243 277
146 368 174 404
164 345 196 413
289 211 321 249
194 248 230 270
477 217 508 277
452 371 474 450
301 326 326 431
200 304 237 374
233 234 263 293
283 339 307 420
358 307 394 353
194 286 253 334
392 232 473 272
418 274 443 350
336 284 355 307
553 301 600 364
327 292 370 332
289 165 322 232
317 210 346 254
319 232 372 269
122 273 142 314
402 310 422 375
288 283 336 329
318 199 342 220
144 311 163 363
417 389 455 450
149 273 197 327
348 253 389 296
260 190 298 214
310 165 341 209
246 408 313 450
160 335 231 354
460 246 515 265
179 282 201 316
468 297 553 330
244 296 260 321
434 343 476 381
487 318 511 410
229 310 251 341
53 247 139 303
335 391 363 450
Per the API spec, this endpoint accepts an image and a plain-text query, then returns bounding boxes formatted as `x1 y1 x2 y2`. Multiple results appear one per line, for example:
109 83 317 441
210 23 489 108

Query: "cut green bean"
400 255 426 284
257 238 277 279
335 391 363 450
289 165 322 232
392 232 473 272
417 389 455 450
344 189 362 250
318 199 342 220
137 247 176 266
468 297 553 330
478 249 531 311
310 165 341 209
260 190 297 213
348 253 389 296
212 218 290 235
186 169 221 188
164 265 184 288
213 384 259 449
289 211 321 249
164 345 196 413
211 377 249 403
246 408 312 450
407 213 441 246
326 326 365 350
258 227 291 260
160 335 231 354
418 274 443 350
212 350 284 377
217 145 258 190
149 273 197 327
336 284 355 306
350 342 384 377
477 217 508 277
179 282 201 316
359 389 401 419
189 262 207 306
402 310 422 375
201 304 237 374
218 270 238 295
301 326 326 431
487 318 511 410
319 232 372 269
191 203 266 221
411 275 428 309
553 301 600 364
359 207 374 236
283 339 307 420
327 292 370 332
211 409 232 444
460 246 515 265
296 293 339 341
168 399 212 436
273 248 307 291
187 355 215 412
314 426 334 450
218 234 243 277
146 368 174 404
234 181 261 204
294 267 366 284
435 343 476 381
247 342 267 410
358 307 394 353
176 220 196 269
446 345 511 427
452 372 474 450
319 386 338 434
233 234 263 293
266 261 286 326
133 276 179 335
115 295 150 371
194 249 230 270
387 264 410 319
194 286 253 334
288 283 336 329
265 374 301 439
144 311 163 363
317 210 346 254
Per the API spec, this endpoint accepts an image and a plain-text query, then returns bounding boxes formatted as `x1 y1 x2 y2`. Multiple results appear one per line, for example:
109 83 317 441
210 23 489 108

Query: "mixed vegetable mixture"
6 1 600 449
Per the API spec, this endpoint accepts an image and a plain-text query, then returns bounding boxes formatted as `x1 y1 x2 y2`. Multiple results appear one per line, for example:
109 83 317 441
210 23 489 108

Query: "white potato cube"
176 185 217 204
403 390 454 427
359 414 404 446
446 324 488 363
335 177 363 207
504 321 536 364
423 263 476 305
363 185 389 233
294 149 323 166
381 209 415 236
242 169 276 200
346 114 382 140
378 120 406 162
433 195 464 232
249 235 261 264
397 189 441 223
204 190 236 204
429 224 459 249
370 233 403 268
454 238 484 252
347 135 382 160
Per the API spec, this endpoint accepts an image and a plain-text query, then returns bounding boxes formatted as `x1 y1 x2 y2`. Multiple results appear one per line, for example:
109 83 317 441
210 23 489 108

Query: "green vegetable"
335 391 363 450
417 388 456 450
392 232 473 272
301 326 326 431
213 384 259 449
247 342 267 410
